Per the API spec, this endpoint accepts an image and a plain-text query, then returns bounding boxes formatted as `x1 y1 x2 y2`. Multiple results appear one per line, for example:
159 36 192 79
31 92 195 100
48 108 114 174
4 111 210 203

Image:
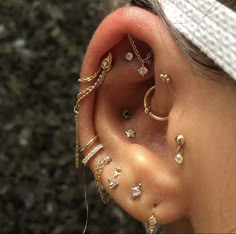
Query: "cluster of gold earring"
74 52 113 168
76 36 187 232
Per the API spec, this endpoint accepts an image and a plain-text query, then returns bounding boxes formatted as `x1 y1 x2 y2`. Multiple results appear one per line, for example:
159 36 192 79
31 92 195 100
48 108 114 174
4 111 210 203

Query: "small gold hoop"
80 135 98 153
144 86 169 121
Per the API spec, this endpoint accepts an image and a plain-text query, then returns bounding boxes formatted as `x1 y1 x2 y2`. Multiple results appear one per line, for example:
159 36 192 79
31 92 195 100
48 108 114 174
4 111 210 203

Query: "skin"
78 6 236 233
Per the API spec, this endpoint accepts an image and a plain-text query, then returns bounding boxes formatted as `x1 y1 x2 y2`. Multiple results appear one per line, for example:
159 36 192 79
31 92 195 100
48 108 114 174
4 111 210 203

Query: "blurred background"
0 0 146 233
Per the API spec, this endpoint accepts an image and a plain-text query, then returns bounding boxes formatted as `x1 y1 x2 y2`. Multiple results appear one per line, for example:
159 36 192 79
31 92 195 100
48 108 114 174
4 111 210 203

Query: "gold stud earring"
125 52 134 61
125 129 136 138
144 86 169 121
114 167 122 178
122 109 131 119
160 74 170 83
131 183 142 199
175 135 185 164
148 204 158 234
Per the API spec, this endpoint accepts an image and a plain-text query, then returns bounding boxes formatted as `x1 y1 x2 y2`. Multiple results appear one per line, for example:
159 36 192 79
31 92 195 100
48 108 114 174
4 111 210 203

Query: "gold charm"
114 167 122 178
125 129 136 138
148 205 157 234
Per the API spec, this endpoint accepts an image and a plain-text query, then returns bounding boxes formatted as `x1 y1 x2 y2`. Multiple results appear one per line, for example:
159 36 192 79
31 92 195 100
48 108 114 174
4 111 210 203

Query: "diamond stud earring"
131 183 142 199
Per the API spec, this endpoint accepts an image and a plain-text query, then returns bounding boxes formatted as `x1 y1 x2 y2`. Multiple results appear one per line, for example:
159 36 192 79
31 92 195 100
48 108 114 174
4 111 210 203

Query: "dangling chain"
74 52 113 168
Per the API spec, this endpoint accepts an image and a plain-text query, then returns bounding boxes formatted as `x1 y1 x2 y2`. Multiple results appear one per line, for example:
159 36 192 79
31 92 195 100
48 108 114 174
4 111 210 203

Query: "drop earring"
175 135 185 164
128 34 152 77
148 204 158 234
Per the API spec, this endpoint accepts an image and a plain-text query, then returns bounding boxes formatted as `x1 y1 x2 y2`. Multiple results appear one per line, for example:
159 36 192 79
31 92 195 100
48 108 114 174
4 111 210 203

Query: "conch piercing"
131 183 142 199
148 204 158 234
128 34 152 77
122 109 131 119
175 135 185 164
125 129 136 138
144 86 169 121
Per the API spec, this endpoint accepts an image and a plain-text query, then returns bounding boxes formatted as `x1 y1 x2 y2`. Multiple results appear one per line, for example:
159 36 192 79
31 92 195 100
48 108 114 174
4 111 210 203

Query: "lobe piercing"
122 109 131 119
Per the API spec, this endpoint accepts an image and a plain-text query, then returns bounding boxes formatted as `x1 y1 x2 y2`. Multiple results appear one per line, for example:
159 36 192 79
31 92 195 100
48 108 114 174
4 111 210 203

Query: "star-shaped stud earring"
125 129 136 138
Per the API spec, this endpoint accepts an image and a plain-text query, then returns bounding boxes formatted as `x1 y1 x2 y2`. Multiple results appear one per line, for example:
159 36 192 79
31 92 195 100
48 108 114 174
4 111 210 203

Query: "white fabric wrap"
160 0 236 81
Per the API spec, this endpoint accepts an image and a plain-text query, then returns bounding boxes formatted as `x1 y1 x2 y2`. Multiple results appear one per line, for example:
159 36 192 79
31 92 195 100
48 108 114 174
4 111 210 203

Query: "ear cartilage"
125 52 134 61
125 129 136 138
122 109 131 119
175 135 185 164
131 183 142 199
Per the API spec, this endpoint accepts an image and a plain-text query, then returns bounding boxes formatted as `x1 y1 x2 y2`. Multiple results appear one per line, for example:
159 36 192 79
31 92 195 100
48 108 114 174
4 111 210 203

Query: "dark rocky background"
0 0 146 233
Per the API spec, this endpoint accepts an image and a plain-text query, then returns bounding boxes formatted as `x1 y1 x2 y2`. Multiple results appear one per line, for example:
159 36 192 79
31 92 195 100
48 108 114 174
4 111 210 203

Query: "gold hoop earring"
144 86 169 121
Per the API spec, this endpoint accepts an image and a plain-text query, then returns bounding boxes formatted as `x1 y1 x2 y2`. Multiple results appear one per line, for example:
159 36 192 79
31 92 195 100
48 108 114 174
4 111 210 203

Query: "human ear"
77 6 194 226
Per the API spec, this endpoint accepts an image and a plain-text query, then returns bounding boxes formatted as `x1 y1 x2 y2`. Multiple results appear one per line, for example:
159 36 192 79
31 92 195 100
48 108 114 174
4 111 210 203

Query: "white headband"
160 0 236 81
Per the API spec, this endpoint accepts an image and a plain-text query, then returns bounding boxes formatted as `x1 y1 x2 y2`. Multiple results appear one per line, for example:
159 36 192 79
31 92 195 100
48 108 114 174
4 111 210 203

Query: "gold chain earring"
128 34 152 77
175 135 185 164
74 52 113 168
144 86 169 121
148 204 158 234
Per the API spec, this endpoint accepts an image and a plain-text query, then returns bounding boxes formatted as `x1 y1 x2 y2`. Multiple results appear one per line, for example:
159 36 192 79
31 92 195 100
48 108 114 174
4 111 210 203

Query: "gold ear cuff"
144 85 169 121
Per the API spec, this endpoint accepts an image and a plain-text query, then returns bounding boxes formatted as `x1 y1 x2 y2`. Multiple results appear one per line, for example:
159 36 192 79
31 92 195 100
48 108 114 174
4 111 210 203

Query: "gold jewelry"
82 144 104 166
160 74 170 83
131 183 142 199
114 167 122 178
74 52 112 168
175 135 185 164
122 109 131 119
144 86 169 121
125 129 136 138
148 204 158 234
108 179 119 189
125 52 134 61
79 135 98 153
128 34 152 77
74 52 113 113
95 156 112 204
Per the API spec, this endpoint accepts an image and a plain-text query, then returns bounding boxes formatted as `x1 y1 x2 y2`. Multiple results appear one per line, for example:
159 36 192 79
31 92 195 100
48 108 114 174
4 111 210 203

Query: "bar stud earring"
175 135 185 164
